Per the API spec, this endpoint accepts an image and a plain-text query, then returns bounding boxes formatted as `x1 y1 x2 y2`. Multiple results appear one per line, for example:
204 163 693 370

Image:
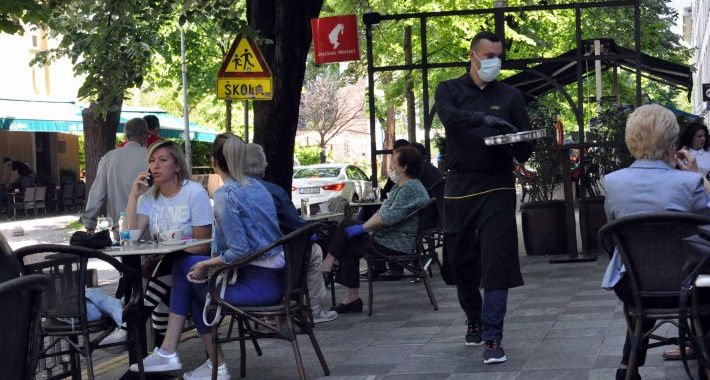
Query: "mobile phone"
146 169 154 187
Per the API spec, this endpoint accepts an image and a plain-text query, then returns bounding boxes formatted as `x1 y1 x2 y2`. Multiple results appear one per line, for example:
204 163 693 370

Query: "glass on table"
151 218 169 246
97 217 113 231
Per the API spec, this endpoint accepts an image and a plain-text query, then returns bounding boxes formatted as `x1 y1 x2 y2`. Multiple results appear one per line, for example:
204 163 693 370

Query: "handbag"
69 230 113 249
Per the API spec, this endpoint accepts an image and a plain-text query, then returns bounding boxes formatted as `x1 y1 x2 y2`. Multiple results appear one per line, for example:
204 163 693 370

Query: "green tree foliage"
323 0 691 137
28 0 176 190
0 0 57 35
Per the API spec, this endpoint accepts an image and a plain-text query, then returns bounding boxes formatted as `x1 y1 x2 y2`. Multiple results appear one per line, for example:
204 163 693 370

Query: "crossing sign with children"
216 34 273 100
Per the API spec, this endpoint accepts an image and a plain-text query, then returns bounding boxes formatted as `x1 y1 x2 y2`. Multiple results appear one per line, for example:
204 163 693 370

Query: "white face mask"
388 170 401 184
473 51 501 82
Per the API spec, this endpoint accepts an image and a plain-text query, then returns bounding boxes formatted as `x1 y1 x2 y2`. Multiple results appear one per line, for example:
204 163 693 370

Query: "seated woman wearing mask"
321 146 430 313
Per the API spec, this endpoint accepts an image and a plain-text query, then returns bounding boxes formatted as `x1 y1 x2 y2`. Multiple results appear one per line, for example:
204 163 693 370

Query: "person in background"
130 133 284 380
119 114 162 148
81 117 148 239
320 148 327 164
321 146 430 313
678 121 710 179
602 104 710 380
435 30 533 364
3 157 35 190
125 140 213 349
380 139 411 200
244 143 337 324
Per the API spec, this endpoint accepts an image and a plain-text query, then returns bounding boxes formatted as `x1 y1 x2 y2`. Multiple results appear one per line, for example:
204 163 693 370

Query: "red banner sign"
311 14 361 65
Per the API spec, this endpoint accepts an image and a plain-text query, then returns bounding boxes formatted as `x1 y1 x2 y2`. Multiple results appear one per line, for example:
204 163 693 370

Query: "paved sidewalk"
2 214 703 380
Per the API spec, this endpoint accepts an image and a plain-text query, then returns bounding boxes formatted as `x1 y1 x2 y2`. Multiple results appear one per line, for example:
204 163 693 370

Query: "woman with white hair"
602 104 710 380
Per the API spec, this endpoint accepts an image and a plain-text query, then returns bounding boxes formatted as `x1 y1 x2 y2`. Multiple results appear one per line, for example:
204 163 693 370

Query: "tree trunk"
248 0 324 194
82 99 123 193
380 106 396 179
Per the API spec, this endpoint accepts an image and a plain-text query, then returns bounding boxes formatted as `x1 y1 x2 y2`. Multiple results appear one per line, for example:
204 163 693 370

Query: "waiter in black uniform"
435 31 533 365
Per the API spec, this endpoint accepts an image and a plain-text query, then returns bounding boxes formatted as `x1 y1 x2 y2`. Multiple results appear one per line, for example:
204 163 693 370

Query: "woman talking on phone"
130 133 284 380
124 140 213 349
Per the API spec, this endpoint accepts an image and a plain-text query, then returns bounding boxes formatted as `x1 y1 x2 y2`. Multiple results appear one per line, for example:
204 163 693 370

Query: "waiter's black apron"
441 169 524 290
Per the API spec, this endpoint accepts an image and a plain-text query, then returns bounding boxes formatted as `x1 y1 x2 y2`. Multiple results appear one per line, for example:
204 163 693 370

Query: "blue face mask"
473 51 501 82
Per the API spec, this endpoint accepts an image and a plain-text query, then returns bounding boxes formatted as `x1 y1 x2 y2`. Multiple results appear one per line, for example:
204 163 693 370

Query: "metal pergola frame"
362 0 646 260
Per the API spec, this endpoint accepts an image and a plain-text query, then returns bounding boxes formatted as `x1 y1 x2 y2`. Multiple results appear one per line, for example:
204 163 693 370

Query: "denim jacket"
212 177 284 267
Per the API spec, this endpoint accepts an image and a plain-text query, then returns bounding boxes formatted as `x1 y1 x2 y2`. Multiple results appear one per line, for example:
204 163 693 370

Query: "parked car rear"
291 164 372 209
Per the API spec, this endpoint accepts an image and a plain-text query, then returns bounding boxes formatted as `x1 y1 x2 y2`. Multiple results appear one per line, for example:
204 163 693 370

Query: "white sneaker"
100 328 127 354
183 359 231 380
129 347 182 372
312 306 338 324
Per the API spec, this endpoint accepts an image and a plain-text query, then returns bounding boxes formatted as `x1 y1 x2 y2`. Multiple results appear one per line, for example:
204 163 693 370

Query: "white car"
291 164 373 209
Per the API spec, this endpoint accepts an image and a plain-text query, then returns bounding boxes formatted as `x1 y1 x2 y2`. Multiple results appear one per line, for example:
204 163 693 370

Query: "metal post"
181 27 192 172
243 100 249 143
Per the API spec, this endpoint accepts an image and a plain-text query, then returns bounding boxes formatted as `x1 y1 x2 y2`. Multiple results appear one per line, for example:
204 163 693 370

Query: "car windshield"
294 167 341 179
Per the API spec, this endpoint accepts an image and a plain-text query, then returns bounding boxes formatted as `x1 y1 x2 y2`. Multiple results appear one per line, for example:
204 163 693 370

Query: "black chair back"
208 223 328 380
598 212 710 308
0 274 48 380
15 244 145 380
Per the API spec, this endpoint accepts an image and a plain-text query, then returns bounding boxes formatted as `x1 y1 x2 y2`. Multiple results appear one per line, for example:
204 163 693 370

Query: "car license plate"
299 187 320 195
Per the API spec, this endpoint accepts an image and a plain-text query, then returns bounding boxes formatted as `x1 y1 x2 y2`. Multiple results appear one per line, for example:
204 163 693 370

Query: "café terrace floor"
1 212 703 380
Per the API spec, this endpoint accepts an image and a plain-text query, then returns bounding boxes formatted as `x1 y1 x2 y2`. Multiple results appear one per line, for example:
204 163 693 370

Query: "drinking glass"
152 218 169 246
97 217 112 231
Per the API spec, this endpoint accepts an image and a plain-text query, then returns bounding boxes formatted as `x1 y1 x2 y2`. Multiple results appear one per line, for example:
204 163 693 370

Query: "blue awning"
0 99 84 132
118 107 218 142
0 99 219 142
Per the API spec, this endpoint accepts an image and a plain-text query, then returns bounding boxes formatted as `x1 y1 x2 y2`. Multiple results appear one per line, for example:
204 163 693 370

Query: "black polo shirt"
435 74 530 174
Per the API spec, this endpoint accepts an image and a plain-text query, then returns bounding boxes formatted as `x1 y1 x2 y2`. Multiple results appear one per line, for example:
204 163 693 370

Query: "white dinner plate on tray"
162 241 187 246
483 129 546 146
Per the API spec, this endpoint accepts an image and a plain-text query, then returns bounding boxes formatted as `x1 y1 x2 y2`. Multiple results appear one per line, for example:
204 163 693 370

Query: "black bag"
69 230 113 249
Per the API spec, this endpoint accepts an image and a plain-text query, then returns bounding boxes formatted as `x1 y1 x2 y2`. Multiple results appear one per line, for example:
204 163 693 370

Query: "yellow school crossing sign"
216 34 273 100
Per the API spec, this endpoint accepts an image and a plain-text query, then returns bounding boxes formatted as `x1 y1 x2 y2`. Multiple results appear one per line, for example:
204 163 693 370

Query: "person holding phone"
123 140 213 350
130 133 283 379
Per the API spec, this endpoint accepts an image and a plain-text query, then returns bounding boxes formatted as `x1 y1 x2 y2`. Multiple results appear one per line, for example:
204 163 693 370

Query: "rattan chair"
0 274 48 380
207 224 328 380
365 198 439 315
598 212 710 380
16 244 146 380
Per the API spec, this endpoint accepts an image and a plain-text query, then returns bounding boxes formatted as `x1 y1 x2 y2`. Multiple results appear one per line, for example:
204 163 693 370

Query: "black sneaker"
483 339 507 364
465 321 483 346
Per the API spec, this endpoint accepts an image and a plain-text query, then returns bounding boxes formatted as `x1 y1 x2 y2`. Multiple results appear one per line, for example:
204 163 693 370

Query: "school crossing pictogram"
216 34 273 100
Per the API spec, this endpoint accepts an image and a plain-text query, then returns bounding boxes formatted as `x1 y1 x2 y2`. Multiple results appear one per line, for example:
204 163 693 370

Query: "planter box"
520 200 568 255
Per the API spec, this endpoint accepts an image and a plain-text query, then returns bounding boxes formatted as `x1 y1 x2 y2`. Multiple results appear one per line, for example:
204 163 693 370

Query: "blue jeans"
457 287 508 341
170 255 284 334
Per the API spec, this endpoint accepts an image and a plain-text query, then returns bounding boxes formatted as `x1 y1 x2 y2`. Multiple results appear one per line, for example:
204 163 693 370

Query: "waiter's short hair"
395 146 423 179
625 104 678 160
470 31 502 50
2 157 10 163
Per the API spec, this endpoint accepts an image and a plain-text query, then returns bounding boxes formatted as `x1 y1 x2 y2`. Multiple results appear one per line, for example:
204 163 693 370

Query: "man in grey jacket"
81 118 148 238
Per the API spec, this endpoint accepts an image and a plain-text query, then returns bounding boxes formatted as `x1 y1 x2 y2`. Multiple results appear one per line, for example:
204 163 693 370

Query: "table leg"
120 255 148 364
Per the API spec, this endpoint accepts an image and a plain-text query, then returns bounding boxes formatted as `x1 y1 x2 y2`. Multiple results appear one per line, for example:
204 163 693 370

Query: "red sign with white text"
311 14 361 65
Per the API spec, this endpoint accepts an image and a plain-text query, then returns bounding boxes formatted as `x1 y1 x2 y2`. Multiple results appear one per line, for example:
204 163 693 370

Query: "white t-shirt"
689 148 710 178
137 180 213 238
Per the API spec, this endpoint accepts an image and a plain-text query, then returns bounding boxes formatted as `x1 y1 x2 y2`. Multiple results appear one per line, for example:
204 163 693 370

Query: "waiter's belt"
444 168 515 200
